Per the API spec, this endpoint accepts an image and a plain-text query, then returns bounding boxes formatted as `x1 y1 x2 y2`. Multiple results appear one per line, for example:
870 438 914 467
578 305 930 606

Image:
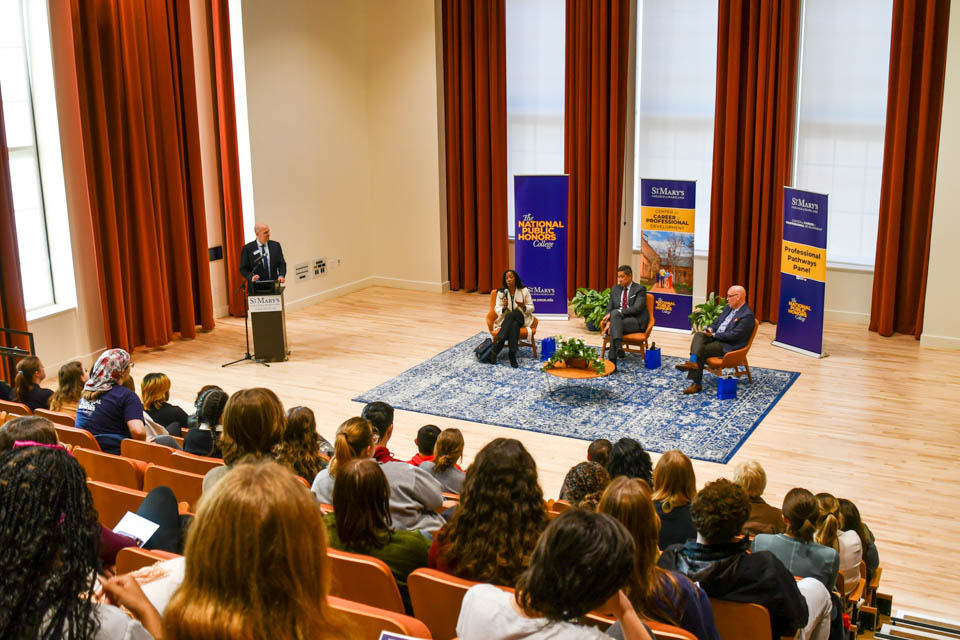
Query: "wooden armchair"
705 318 760 383
485 290 538 359
601 293 656 360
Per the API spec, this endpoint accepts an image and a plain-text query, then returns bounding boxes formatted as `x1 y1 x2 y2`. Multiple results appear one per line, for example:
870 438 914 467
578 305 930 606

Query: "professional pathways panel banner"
514 175 569 319
638 178 695 331
774 187 828 357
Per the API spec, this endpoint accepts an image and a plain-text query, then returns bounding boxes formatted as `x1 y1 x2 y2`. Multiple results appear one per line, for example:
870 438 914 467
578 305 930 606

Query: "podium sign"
248 287 288 362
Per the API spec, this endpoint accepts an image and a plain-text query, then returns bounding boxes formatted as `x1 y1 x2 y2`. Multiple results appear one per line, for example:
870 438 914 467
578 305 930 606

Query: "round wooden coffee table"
542 359 618 404
543 359 617 378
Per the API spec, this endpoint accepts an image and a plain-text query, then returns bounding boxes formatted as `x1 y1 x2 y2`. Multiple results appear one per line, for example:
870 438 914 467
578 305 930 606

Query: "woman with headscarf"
75 349 147 454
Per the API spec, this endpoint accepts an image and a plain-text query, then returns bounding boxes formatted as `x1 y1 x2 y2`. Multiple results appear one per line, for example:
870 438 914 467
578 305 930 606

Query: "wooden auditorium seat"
143 464 204 511
73 447 142 490
486 290 538 358
328 596 432 639
87 480 147 528
601 292 656 359
34 408 76 426
121 438 175 467
53 425 101 451
0 399 32 417
168 450 224 475
327 548 405 613
116 547 181 575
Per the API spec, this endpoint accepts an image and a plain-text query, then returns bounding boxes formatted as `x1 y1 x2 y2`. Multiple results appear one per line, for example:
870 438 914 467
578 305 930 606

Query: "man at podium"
240 223 287 284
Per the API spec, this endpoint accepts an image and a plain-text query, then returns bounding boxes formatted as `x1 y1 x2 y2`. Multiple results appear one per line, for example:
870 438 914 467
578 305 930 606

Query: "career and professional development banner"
514 175 569 319
773 187 828 357
639 179 695 331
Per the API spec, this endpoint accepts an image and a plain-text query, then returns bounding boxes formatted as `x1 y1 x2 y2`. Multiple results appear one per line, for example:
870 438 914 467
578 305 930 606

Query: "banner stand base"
534 314 570 321
771 340 828 359
655 326 693 335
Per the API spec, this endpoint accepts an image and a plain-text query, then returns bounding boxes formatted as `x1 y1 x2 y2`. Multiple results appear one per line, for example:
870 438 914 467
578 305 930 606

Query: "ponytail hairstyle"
196 388 229 455
328 417 375 479
815 492 840 550
50 361 85 412
14 356 42 403
140 372 171 411
432 428 464 473
838 498 871 554
781 488 819 543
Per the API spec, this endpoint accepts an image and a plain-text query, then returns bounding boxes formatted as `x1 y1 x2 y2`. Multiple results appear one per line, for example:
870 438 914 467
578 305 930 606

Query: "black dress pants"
137 486 189 553
495 310 526 354
687 332 725 385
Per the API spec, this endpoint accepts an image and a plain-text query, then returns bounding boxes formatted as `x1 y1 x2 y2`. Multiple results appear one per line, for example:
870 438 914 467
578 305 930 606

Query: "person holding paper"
239 223 286 283
675 285 754 394
601 265 650 368
485 269 535 368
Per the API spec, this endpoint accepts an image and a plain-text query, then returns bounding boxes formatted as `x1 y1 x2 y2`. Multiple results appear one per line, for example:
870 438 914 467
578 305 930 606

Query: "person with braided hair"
184 386 228 458
0 443 163 639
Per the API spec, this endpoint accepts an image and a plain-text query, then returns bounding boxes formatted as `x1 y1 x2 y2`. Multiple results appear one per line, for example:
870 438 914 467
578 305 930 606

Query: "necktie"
621 286 628 310
261 244 270 277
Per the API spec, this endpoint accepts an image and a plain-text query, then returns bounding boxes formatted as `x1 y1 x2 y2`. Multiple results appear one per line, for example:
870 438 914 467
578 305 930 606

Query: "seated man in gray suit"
676 285 755 394
601 265 649 368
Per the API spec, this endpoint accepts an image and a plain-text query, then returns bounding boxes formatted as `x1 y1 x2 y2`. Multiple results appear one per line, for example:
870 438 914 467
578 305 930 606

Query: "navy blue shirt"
75 386 143 439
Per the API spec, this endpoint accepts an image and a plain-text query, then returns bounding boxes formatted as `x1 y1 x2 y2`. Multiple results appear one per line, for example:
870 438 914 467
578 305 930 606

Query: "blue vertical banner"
638 179 695 331
514 175 569 319
773 187 828 357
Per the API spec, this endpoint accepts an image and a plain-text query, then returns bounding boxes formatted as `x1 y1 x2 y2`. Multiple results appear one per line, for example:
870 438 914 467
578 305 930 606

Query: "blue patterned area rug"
354 333 800 464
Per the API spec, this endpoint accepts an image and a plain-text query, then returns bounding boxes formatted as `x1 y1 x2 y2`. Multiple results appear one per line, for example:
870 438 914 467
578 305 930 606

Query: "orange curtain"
564 0 631 297
0 83 30 381
70 0 215 350
870 0 951 338
210 0 247 317
707 0 801 322
441 0 509 293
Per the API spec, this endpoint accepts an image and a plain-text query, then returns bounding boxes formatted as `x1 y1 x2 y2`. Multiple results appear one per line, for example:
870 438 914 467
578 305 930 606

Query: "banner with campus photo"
638 178 695 331
773 187 828 357
514 175 569 319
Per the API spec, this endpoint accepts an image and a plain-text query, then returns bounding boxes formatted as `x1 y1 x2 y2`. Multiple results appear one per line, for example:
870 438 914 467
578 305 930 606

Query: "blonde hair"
733 460 767 499
432 428 464 473
815 492 840 550
163 460 348 639
328 417 375 479
140 372 171 411
651 450 696 512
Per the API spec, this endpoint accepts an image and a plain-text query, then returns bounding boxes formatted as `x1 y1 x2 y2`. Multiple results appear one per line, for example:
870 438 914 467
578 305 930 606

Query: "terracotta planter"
564 358 589 370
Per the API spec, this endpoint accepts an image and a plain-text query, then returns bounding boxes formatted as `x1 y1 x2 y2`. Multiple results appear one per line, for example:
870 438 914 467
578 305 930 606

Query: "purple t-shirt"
75 385 143 438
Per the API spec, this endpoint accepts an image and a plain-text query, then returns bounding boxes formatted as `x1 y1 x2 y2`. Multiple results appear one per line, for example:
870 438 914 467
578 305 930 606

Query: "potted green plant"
689 291 727 332
543 336 606 375
570 287 610 332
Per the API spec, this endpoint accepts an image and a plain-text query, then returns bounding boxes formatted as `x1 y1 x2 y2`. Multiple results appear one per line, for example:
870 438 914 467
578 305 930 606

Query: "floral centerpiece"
542 336 606 375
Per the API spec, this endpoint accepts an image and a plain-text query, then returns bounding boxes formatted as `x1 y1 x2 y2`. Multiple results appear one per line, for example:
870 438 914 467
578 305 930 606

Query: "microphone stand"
223 276 269 368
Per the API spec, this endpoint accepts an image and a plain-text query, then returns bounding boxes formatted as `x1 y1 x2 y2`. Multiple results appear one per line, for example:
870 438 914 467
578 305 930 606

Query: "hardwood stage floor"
128 286 960 616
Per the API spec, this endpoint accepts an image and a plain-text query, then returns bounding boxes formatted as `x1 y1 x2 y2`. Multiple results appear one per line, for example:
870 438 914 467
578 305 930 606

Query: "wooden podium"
248 285 288 362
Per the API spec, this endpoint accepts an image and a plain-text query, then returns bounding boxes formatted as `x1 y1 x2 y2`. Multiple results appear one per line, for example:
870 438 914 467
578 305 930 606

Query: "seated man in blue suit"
675 285 754 394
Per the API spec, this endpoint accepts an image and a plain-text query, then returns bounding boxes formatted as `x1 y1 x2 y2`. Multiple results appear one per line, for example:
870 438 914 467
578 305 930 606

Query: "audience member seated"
457 509 652 640
0 415 57 450
362 401 402 463
559 461 610 510
816 493 862 595
163 459 349 639
49 360 87 415
838 498 879 579
599 476 719 640
429 438 549 586
559 438 612 500
0 443 163 639
658 478 812 640
75 349 147 454
0 379 13 401
607 437 654 488
183 384 220 432
201 388 286 494
752 488 839 590
652 449 698 549
141 372 189 436
184 387 228 458
274 405 328 481
420 427 465 493
14 355 54 411
735 459 784 535
326 458 430 612
312 417 445 532
408 423 441 465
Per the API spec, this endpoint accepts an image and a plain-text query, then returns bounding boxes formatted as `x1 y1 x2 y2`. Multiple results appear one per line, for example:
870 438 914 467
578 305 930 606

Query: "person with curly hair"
313 417 445 532
326 458 429 612
49 360 87 415
559 461 610 510
607 437 654 488
457 509 652 640
599 477 719 640
658 478 812 640
201 388 286 494
164 459 349 639
274 405 328 481
420 428 465 493
652 449 698 549
14 355 54 411
0 444 163 639
429 438 549 586
141 372 189 435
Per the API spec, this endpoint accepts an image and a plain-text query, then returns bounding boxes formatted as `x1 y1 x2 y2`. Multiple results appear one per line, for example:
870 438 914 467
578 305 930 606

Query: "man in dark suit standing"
601 265 650 368
675 285 755 394
239 223 286 284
